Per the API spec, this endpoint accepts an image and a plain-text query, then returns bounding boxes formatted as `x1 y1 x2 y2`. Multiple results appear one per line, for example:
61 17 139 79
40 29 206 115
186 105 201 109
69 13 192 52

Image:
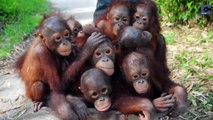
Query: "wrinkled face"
93 41 115 76
107 4 130 36
41 16 73 56
80 69 112 112
122 52 150 94
66 19 83 37
133 5 150 30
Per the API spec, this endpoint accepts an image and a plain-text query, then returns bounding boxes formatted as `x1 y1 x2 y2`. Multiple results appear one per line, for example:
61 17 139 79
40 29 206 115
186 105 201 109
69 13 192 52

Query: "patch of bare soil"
0 35 35 74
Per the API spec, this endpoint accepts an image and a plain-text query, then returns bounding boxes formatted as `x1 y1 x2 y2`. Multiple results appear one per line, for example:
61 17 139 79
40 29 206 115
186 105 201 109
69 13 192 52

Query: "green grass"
175 49 213 111
0 0 51 59
163 24 213 117
198 30 213 43
189 92 213 112
175 50 213 82
164 31 175 45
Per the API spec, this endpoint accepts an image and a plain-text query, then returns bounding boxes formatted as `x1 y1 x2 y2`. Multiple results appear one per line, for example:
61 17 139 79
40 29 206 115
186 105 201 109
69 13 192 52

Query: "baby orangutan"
120 51 176 119
79 68 112 112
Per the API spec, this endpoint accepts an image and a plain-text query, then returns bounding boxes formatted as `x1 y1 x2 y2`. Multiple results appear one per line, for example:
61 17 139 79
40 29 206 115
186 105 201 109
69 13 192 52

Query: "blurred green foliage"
0 0 50 24
0 0 51 59
164 31 175 45
155 0 213 27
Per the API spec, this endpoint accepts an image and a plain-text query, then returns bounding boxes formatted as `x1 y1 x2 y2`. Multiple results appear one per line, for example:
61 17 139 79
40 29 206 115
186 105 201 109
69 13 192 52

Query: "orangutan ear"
78 86 84 93
106 13 110 20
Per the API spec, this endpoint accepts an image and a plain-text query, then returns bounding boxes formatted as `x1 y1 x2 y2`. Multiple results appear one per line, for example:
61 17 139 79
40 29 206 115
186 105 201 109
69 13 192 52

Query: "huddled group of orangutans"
15 0 187 120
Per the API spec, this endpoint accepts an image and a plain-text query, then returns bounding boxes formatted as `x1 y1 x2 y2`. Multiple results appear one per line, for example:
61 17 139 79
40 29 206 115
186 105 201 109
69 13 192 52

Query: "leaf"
208 76 213 80
187 1 193 8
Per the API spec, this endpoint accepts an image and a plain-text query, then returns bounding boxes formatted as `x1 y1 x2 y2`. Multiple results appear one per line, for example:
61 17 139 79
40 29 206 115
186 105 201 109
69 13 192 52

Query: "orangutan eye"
94 49 102 59
135 15 140 20
141 69 149 77
91 92 98 99
55 36 62 42
132 73 139 79
101 88 108 94
92 92 97 96
142 72 147 77
114 16 120 21
96 52 101 56
142 16 148 22
64 32 70 38
105 49 112 55
74 28 78 32
79 26 82 30
123 18 128 23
